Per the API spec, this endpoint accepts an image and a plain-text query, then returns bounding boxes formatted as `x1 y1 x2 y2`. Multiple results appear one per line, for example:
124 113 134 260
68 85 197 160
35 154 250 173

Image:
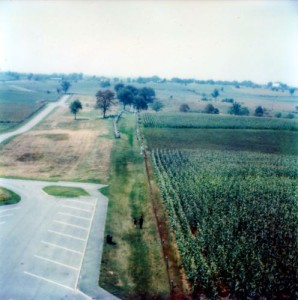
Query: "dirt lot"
0 95 113 183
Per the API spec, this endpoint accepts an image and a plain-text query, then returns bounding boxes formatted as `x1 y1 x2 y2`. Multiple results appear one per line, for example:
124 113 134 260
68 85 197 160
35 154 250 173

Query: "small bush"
179 104 190 112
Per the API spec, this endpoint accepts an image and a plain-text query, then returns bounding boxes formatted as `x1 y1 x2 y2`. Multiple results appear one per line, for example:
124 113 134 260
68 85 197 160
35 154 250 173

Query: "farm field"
133 81 298 116
0 80 60 132
142 112 298 298
0 77 297 299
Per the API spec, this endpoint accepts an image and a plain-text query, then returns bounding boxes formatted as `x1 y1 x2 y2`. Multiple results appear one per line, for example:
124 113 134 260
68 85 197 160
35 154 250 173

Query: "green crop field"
142 112 298 298
143 112 298 130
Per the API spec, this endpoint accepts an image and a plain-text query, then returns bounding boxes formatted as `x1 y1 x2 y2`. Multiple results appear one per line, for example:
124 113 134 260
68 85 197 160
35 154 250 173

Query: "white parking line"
60 205 92 213
0 214 13 218
58 212 91 221
65 199 95 207
0 207 20 213
54 220 88 230
41 241 83 255
34 255 79 271
74 199 97 289
48 229 87 241
24 271 75 291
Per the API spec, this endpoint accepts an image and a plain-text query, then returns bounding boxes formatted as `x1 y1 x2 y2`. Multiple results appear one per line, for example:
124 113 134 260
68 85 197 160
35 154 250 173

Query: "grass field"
0 95 113 182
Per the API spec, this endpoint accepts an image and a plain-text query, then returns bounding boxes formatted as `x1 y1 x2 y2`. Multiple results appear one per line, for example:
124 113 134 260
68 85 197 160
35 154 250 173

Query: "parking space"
0 206 21 226
24 197 96 292
0 178 119 300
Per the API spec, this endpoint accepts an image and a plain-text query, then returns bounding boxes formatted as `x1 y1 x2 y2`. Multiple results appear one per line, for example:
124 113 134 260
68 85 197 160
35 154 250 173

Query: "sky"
0 0 298 86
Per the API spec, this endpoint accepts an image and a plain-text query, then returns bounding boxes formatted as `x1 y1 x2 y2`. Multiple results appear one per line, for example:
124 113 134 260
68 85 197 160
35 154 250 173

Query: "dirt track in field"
0 95 113 183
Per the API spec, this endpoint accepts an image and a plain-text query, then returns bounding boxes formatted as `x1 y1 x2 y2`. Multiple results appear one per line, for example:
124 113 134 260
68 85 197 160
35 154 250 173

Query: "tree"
240 107 250 116
114 83 125 93
152 100 164 112
229 102 249 116
100 80 111 88
204 104 219 114
211 89 219 99
61 80 71 94
285 113 294 119
117 87 134 109
138 87 156 103
133 95 148 111
69 99 82 120
180 104 190 112
275 112 282 118
289 88 295 96
95 89 115 118
254 106 264 117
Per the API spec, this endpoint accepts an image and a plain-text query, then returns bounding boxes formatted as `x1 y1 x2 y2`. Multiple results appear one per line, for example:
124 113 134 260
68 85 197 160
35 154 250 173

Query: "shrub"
179 104 190 112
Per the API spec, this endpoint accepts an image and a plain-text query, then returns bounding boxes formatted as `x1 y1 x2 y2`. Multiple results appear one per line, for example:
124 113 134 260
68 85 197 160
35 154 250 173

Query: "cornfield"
151 148 297 298
143 113 298 131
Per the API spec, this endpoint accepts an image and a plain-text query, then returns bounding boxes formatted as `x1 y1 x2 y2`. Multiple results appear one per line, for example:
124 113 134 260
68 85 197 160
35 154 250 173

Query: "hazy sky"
1 0 298 86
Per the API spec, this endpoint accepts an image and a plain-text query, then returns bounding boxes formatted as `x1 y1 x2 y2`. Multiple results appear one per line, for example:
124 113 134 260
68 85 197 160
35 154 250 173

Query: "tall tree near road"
69 99 82 120
95 89 115 118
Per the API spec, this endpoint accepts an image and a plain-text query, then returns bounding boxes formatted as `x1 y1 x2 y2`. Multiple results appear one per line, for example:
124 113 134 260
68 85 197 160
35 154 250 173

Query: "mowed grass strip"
99 113 169 299
43 186 89 198
0 187 21 205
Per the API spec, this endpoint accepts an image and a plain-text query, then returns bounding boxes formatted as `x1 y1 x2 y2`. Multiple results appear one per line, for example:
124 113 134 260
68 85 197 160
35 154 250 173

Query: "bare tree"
95 89 115 118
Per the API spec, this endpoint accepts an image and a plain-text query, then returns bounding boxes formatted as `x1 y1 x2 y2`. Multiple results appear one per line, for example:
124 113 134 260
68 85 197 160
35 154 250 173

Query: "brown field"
0 95 114 183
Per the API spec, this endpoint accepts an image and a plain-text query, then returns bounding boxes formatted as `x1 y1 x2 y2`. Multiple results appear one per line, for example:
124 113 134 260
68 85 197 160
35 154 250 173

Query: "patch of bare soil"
0 95 113 182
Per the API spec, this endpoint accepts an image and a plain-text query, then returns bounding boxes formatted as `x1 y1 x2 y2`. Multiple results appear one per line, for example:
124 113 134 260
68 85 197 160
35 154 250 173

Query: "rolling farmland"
0 80 60 132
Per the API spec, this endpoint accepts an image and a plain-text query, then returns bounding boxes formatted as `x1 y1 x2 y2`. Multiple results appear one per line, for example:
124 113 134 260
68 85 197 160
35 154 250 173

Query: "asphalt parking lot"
0 178 119 300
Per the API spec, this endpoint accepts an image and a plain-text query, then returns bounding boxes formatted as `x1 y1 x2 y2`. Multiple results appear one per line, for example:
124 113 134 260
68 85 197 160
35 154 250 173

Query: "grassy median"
99 113 169 299
43 186 89 197
0 187 21 205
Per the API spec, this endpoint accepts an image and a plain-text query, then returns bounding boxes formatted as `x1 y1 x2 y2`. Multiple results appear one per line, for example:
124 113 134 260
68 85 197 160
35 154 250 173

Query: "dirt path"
0 94 70 144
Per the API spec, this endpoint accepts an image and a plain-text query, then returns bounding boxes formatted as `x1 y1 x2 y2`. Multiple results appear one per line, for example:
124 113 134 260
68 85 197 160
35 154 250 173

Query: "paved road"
0 94 70 144
0 178 119 300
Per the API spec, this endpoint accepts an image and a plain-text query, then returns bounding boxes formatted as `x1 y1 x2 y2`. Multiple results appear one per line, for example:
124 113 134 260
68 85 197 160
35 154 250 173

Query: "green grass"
43 186 89 197
99 113 168 299
0 187 21 205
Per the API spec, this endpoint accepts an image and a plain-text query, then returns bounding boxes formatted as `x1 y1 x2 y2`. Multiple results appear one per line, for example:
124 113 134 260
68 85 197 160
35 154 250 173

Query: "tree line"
69 84 161 120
